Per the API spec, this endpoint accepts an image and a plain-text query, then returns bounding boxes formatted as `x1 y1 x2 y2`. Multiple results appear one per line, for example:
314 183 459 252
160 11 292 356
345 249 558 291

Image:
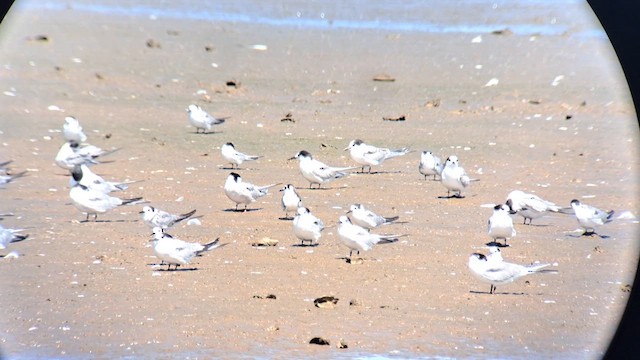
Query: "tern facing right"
468 252 555 294
337 215 404 258
150 227 223 270
570 199 614 236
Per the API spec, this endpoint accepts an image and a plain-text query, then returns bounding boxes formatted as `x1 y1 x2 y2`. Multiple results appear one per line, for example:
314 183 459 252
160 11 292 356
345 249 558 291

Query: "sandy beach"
1 1 639 358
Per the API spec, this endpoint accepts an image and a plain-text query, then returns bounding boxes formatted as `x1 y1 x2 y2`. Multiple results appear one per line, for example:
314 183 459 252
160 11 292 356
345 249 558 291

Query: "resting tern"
344 139 410 173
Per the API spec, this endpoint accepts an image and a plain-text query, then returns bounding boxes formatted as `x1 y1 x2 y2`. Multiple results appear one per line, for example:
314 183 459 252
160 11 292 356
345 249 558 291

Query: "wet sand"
0 2 639 359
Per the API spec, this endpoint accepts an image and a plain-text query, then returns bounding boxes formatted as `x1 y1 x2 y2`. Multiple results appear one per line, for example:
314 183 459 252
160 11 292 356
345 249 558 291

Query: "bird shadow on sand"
219 166 258 171
78 219 138 223
193 131 223 135
566 232 610 239
278 216 294 221
352 170 402 175
223 208 262 213
291 243 319 248
300 185 351 191
469 290 526 296
155 267 199 272
437 194 466 199
484 241 511 248
336 256 367 264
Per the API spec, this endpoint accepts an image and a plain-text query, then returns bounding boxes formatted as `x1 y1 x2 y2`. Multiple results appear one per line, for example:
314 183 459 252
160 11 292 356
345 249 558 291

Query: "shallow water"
18 0 605 38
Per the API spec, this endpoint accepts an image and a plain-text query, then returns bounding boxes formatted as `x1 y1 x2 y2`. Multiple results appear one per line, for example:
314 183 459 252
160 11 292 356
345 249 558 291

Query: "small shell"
252 237 279 247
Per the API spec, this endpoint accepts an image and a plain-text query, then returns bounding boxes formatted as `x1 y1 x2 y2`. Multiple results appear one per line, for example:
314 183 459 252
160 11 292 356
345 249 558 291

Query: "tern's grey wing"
524 195 559 212
205 113 225 126
156 211 178 226
366 210 385 226
589 206 614 224
483 262 524 284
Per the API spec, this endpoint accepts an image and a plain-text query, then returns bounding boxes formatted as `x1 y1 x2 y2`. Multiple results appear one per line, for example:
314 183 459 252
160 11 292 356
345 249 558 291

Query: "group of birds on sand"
54 116 143 223
219 135 415 259
3 104 619 290
469 188 615 294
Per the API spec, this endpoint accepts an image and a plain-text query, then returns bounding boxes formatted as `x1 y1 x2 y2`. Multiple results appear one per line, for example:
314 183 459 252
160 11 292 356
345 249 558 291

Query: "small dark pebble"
253 294 277 299
565 114 573 120
491 28 513 35
28 35 49 42
309 337 330 346
382 115 406 122
281 112 295 122
146 39 161 48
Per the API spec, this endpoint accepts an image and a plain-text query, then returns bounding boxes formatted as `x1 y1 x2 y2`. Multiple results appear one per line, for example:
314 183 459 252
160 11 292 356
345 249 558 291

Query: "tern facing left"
63 116 87 143
141 206 197 229
0 167 27 188
0 224 29 250
292 206 324 246
290 150 357 189
224 172 278 211
187 104 227 134
69 169 143 221
570 199 614 236
69 164 132 193
347 203 399 231
344 139 410 173
488 204 516 246
505 190 562 225
150 227 224 270
221 142 261 169
468 252 555 294
337 215 405 258
440 155 477 198
55 141 117 170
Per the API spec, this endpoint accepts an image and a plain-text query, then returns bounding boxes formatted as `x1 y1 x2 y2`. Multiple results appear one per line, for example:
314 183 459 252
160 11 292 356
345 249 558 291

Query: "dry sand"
0 2 639 359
